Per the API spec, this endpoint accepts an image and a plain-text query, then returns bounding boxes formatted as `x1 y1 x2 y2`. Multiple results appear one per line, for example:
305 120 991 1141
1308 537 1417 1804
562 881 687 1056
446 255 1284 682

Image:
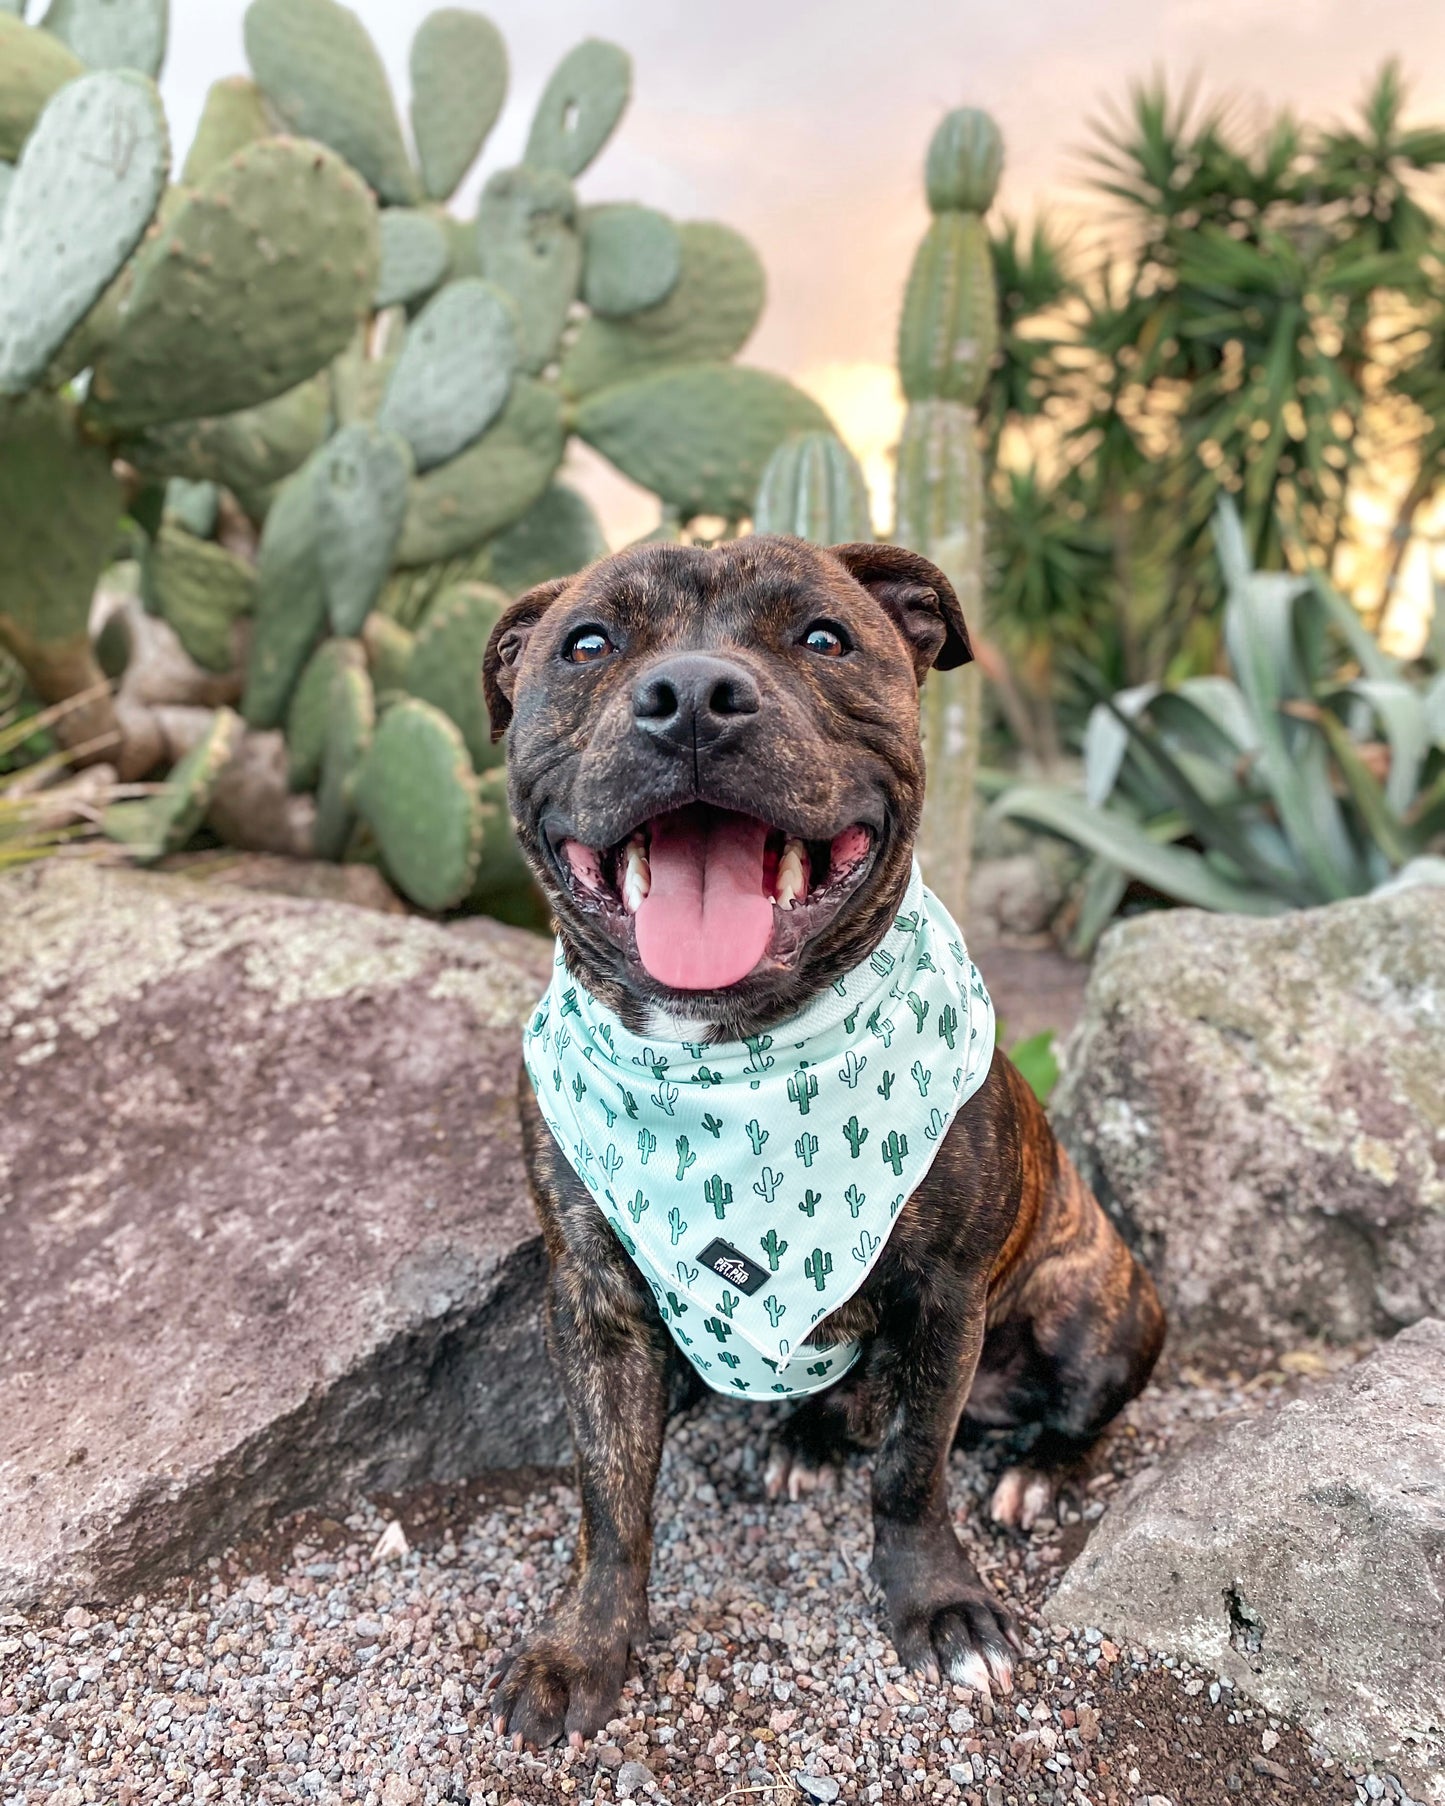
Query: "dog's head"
484 533 970 1032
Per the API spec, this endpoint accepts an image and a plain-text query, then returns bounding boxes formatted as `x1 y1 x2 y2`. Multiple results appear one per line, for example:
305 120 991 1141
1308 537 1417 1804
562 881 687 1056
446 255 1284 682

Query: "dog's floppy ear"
827 542 973 681
483 576 572 741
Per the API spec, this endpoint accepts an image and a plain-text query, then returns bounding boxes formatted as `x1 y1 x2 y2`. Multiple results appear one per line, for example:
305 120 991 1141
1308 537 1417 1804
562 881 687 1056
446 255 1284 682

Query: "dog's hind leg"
978 1152 1165 1530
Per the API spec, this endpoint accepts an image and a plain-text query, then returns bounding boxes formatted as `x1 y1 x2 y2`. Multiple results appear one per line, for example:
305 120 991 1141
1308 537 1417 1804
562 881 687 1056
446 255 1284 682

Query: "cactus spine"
894 106 1002 927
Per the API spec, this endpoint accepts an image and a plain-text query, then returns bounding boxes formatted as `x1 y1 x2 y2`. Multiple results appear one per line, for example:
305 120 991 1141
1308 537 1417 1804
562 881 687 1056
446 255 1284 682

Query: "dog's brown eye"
564 626 615 664
802 623 849 657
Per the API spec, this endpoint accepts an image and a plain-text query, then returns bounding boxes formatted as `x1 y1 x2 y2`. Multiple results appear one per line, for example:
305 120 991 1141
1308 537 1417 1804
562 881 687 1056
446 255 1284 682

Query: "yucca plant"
994 496 1445 947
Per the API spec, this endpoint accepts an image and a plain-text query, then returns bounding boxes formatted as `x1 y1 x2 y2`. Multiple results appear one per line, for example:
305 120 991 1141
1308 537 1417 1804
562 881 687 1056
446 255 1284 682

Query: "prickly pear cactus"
182 76 269 185
103 706 242 859
580 203 682 319
576 364 830 522
352 698 484 911
486 484 607 595
0 15 84 162
523 38 631 179
375 208 451 311
42 0 169 78
404 580 510 771
313 660 374 860
477 166 581 376
754 431 873 543
894 105 1004 927
0 70 169 394
314 423 412 634
409 8 507 203
376 278 517 471
243 0 418 205
286 637 366 791
142 523 257 672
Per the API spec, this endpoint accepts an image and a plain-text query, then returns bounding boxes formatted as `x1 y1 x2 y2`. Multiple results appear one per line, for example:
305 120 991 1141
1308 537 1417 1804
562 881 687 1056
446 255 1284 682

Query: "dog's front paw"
874 1533 1022 1696
491 1627 630 1750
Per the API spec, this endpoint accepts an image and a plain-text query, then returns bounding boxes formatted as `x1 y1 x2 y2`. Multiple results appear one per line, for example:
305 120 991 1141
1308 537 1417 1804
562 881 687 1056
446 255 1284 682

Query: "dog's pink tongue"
635 809 772 990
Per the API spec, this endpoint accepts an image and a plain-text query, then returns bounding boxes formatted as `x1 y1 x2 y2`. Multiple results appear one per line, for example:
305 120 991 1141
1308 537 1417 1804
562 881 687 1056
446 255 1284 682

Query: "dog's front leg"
868 1281 1022 1695
493 1247 669 1749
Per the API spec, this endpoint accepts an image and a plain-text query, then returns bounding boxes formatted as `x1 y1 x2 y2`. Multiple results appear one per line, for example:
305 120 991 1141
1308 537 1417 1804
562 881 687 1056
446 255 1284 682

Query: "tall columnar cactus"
1 0 835 915
894 106 1003 927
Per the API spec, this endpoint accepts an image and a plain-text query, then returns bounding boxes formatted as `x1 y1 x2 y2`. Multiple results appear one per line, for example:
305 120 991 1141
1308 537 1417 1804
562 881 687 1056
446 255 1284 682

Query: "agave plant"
994 497 1445 947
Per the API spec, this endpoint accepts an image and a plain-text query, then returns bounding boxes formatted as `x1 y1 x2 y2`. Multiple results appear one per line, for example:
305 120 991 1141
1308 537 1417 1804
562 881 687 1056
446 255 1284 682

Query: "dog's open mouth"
557 804 876 991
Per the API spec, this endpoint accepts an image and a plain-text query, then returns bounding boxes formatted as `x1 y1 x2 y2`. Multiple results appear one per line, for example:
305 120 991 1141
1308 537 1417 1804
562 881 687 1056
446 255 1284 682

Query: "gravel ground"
0 1355 1417 1806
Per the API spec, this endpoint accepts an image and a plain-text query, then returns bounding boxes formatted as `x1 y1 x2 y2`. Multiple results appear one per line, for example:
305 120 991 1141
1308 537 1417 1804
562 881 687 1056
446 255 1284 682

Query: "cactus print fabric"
524 864 995 1399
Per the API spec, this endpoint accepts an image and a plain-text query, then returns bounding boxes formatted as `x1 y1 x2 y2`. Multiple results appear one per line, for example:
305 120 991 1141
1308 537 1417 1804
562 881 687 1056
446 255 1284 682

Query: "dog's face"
484 533 971 1033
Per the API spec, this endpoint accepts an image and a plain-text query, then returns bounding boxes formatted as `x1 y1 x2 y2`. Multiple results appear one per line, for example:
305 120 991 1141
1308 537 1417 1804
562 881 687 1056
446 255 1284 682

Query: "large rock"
0 861 561 1610
1053 891 1445 1358
1051 1320 1445 1799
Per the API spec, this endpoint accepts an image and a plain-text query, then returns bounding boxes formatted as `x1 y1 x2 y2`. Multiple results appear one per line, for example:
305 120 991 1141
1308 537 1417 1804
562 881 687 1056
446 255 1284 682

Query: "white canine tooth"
622 835 650 913
775 837 808 909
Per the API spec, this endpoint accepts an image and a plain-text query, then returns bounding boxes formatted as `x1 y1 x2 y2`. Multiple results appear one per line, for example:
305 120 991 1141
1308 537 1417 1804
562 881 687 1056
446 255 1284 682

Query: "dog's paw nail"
1019 1474 1055 1529
950 1649 992 1696
569 1730 584 1751
985 1647 1014 1693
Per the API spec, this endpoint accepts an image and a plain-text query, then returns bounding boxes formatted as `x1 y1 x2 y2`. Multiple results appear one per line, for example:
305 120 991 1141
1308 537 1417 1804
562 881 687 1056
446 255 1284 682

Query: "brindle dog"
482 535 1164 1749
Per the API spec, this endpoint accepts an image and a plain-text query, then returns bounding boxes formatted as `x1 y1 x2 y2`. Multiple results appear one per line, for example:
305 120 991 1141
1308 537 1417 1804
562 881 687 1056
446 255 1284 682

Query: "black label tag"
695 1238 770 1295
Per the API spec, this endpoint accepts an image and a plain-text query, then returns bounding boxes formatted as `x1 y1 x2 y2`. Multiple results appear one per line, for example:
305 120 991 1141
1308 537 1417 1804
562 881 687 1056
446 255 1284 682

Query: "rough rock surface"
1053 890 1445 1357
1051 1320 1445 1798
0 860 559 1610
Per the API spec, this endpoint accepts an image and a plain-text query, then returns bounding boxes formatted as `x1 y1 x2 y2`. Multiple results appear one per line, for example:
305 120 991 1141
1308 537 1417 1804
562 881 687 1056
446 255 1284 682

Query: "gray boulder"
1050 1320 1445 1799
0 861 561 1610
1053 890 1445 1358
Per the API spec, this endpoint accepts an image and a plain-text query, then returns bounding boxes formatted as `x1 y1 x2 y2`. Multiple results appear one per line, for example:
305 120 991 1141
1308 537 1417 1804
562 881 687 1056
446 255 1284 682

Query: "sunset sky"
157 0 1445 546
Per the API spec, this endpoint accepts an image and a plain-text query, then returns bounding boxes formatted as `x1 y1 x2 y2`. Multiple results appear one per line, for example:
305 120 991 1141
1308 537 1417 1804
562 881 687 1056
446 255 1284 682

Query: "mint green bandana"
523 864 995 1400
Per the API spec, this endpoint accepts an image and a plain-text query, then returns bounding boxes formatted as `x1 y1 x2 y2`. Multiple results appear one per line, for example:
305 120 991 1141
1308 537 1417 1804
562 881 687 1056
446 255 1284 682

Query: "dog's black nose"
632 654 760 752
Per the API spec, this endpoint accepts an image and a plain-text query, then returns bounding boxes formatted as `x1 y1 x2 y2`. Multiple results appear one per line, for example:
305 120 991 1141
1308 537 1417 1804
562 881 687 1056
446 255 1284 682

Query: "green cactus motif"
806 1361 830 1378
843 1115 868 1159
787 1070 818 1115
869 947 896 978
626 1189 648 1224
692 1064 723 1088
906 991 929 1032
717 1288 740 1319
667 1206 685 1246
938 1003 959 1050
925 1107 946 1142
876 1070 894 1101
753 1166 784 1205
804 1248 833 1293
703 1315 732 1344
911 1060 931 1098
637 1127 657 1165
722 1356 744 1375
743 1034 775 1074
844 1184 865 1218
795 1131 819 1168
760 1228 788 1271
674 1135 696 1181
703 1174 732 1221
600 1143 623 1181
701 1113 723 1138
881 1129 908 1177
745 1118 769 1156
852 1228 882 1265
798 1188 821 1217
651 1077 679 1117
867 1005 895 1048
571 1072 586 1102
838 1050 867 1089
763 1297 786 1328
665 1288 688 1316
622 1090 638 1119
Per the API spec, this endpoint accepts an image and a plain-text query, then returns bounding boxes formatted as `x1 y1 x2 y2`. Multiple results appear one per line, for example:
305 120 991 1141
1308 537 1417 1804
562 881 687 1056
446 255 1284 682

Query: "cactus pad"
286 636 365 790
0 391 121 707
0 71 169 396
925 107 1004 214
410 8 507 202
313 660 374 859
486 483 607 595
104 706 242 858
377 278 518 471
378 545 491 627
469 765 547 929
375 207 451 310
404 579 509 770
754 430 873 542
576 364 831 521
163 476 219 538
580 202 681 318
897 213 999 406
143 523 257 672
241 459 326 728
0 15 84 162
41 0 169 78
244 0 418 205
182 76 271 185
396 376 565 564
524 38 630 178
476 165 580 375
361 612 414 697
311 423 412 636
121 373 331 498
559 220 765 397
352 697 483 910
88 137 378 432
